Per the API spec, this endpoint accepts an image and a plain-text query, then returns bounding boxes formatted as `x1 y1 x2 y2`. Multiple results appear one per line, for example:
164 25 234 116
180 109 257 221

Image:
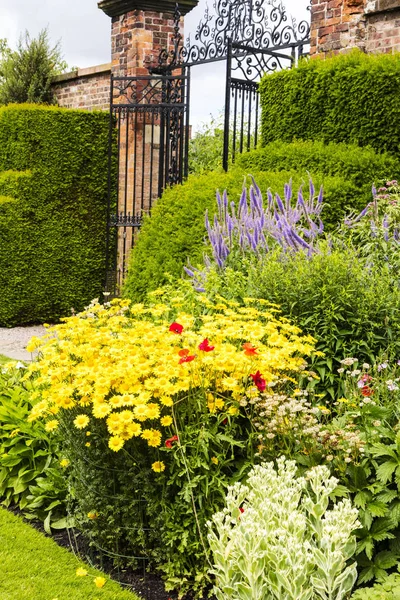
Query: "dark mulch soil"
8 506 199 600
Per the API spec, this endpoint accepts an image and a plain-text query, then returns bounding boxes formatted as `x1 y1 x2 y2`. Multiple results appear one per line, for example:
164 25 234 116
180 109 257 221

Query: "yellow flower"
152 461 166 473
76 567 88 577
160 416 173 427
92 403 111 418
45 420 59 432
60 458 70 468
211 457 219 465
142 429 162 447
160 396 173 407
126 422 142 437
87 511 98 520
85 442 91 447
73 414 90 429
86 431 91 436
108 436 124 452
9 428 20 438
228 406 239 416
94 576 106 588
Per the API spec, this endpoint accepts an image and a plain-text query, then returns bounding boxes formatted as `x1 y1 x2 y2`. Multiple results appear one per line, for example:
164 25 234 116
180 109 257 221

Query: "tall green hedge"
259 51 400 153
0 104 110 326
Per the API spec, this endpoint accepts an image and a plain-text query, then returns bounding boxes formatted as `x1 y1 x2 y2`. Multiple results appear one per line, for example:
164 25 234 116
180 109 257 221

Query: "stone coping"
98 0 199 17
365 0 400 14
52 63 112 84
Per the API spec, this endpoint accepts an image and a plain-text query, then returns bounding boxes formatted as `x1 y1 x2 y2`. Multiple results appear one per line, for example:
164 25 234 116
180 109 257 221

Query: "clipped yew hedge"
259 50 400 153
0 104 110 326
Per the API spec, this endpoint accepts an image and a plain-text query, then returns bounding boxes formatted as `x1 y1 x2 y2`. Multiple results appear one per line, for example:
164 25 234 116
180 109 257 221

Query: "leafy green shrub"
336 361 400 588
352 574 400 599
208 458 359 600
259 50 400 154
0 104 111 325
124 169 356 302
202 247 400 398
0 361 67 529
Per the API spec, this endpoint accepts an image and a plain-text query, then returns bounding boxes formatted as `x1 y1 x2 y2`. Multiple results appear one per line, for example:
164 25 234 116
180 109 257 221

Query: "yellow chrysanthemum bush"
25 293 316 594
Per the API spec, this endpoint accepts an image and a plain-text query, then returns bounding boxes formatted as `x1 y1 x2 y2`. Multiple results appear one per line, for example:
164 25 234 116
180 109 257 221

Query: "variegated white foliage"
207 457 360 600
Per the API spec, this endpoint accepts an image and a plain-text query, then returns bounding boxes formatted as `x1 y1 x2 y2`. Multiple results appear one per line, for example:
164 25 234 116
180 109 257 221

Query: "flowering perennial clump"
25 297 316 454
208 457 360 600
185 177 324 290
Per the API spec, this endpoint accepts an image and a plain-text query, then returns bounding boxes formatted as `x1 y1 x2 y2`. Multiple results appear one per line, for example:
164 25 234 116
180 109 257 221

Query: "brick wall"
310 0 400 56
52 63 111 111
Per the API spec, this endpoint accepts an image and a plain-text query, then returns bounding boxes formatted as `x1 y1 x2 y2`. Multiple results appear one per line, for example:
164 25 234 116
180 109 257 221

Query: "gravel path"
0 326 46 362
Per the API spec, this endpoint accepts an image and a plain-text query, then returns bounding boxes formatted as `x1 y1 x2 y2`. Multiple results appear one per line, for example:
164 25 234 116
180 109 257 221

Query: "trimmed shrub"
0 104 110 326
124 168 357 302
259 50 400 153
201 248 400 399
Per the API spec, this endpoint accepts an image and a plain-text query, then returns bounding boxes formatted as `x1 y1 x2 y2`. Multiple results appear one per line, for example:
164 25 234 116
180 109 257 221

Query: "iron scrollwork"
159 0 311 70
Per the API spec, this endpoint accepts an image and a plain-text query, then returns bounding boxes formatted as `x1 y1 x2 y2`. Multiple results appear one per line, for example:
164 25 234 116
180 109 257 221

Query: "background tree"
0 29 68 105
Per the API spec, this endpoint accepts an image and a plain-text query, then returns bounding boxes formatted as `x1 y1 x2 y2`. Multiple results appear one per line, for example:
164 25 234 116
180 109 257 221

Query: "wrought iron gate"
105 0 310 293
105 70 190 293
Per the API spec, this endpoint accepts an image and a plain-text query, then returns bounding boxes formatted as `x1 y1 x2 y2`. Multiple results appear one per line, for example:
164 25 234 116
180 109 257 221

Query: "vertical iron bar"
184 67 191 179
240 85 245 154
223 38 233 172
105 73 115 290
247 87 252 152
232 85 238 164
158 78 166 198
133 110 138 217
254 88 259 149
141 111 146 211
149 109 155 211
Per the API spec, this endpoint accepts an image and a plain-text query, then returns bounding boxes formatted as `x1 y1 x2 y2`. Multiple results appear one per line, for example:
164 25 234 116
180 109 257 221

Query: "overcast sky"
0 0 309 129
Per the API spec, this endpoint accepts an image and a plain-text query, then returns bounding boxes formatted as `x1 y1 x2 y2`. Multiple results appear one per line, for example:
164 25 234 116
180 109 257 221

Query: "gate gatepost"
98 0 198 293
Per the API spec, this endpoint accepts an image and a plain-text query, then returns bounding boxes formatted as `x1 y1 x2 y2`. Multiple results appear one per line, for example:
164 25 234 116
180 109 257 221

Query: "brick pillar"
310 0 400 57
98 0 199 290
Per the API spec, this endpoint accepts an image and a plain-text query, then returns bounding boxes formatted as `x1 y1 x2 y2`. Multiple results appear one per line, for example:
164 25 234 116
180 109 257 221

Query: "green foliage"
0 362 67 528
351 573 400 599
201 248 400 399
124 168 356 302
189 115 226 175
0 29 68 105
259 51 400 154
0 507 139 599
335 362 400 591
0 104 110 325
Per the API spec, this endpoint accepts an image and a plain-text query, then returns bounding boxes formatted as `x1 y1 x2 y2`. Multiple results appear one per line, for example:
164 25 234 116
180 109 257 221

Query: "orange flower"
243 343 257 356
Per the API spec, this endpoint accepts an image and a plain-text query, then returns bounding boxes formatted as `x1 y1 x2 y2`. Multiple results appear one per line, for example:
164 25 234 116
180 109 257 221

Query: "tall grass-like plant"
208 457 360 600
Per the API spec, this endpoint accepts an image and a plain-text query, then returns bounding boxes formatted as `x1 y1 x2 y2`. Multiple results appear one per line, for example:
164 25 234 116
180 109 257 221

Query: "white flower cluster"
207 457 360 600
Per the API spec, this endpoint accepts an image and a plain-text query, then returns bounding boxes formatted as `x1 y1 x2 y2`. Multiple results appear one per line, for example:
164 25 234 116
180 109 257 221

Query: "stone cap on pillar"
98 0 199 17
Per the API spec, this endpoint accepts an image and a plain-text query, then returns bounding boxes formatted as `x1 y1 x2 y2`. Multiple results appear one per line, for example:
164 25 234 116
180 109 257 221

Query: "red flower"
250 371 266 392
165 435 179 448
169 322 183 334
198 338 215 352
361 386 373 397
239 507 245 514
179 354 196 364
222 418 228 425
243 343 257 356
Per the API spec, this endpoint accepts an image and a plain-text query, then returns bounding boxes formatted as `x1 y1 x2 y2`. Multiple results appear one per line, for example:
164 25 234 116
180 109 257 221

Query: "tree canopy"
0 29 68 105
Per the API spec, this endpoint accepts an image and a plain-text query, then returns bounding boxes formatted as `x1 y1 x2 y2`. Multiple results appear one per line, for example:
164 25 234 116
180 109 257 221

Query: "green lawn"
0 507 140 600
